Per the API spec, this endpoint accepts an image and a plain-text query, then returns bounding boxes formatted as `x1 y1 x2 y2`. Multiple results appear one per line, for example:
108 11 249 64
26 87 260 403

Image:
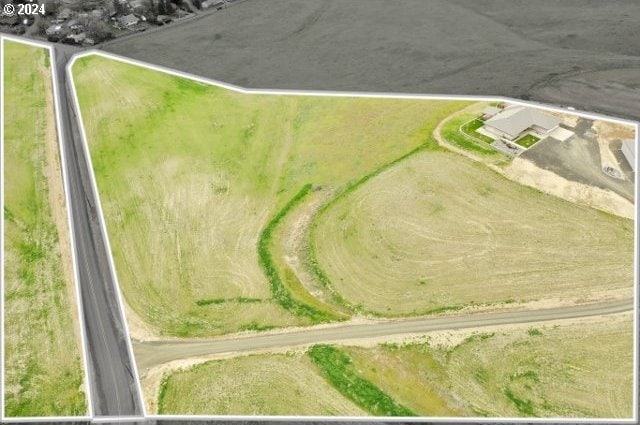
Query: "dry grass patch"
313 150 633 316
157 352 366 415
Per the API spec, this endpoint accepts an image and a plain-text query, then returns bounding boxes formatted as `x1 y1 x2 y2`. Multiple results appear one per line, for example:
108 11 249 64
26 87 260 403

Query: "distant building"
621 139 636 172
58 8 73 20
156 14 172 24
483 106 560 141
481 106 501 120
66 32 86 44
45 24 63 37
118 14 139 27
69 24 85 34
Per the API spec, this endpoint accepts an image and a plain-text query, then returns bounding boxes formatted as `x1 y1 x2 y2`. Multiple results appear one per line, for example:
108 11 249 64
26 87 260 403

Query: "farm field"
2 40 87 416
71 54 468 337
312 147 634 316
156 313 632 417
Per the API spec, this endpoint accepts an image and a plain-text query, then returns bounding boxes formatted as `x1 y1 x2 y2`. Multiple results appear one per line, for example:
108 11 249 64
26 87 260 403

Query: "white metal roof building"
621 139 636 172
484 106 561 141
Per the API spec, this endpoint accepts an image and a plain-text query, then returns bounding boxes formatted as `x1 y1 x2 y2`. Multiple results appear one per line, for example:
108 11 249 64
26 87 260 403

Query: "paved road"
134 298 633 371
53 46 143 417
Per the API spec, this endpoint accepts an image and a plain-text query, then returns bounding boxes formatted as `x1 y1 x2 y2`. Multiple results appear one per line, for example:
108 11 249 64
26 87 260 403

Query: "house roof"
58 8 72 19
119 14 139 26
482 106 501 116
485 106 560 138
45 24 63 35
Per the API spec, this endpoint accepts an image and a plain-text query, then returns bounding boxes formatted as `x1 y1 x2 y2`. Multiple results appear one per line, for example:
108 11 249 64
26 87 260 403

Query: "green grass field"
311 148 634 316
71 54 468 337
308 345 415 416
73 54 633 328
157 352 366 415
3 40 87 416
342 314 633 418
157 314 632 417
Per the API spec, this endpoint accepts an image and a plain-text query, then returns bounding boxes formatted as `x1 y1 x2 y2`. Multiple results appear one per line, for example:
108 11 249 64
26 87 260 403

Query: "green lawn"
3 40 87 416
515 133 541 148
440 114 503 159
460 118 495 144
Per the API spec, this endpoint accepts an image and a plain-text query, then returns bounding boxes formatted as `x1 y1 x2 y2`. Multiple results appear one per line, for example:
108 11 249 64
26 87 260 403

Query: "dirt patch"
505 156 633 219
280 188 335 302
124 301 161 342
593 120 636 142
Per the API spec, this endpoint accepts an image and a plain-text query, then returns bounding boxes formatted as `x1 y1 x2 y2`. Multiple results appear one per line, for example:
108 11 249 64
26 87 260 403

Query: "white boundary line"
0 36 94 420
89 415 145 423
67 48 639 424
634 112 639 423
1 33 637 422
149 414 637 424
1 34 6 423
66 48 148 418
72 48 639 127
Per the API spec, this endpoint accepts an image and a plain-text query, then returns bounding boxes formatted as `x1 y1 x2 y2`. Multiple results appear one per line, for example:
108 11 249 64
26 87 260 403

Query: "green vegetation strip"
258 184 339 322
441 115 500 156
308 345 416 416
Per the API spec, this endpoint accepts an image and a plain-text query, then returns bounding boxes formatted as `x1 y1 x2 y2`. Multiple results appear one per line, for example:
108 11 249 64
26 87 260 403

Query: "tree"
112 0 128 15
157 0 169 15
43 0 58 16
87 19 114 42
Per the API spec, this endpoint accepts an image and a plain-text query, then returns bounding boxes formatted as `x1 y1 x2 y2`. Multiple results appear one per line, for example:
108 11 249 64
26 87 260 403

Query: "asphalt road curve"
54 46 143 417
134 298 633 371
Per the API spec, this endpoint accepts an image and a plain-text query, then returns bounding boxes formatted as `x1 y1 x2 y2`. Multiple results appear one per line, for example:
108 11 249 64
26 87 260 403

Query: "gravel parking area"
101 0 640 121
521 131 635 202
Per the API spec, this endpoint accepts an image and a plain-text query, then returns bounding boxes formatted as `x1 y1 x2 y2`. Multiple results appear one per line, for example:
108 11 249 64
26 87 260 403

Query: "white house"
483 106 560 141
